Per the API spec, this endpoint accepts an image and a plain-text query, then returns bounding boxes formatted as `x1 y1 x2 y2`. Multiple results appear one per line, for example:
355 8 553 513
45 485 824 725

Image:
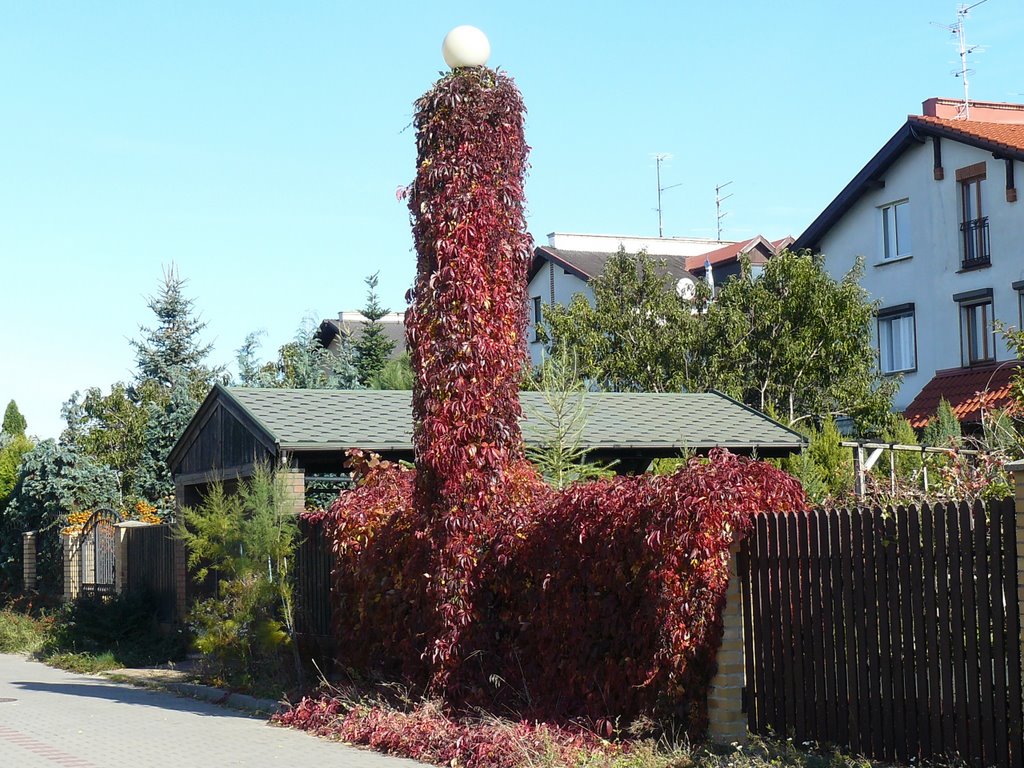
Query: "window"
880 200 912 260
958 163 989 268
531 296 542 342
877 304 916 374
954 288 995 366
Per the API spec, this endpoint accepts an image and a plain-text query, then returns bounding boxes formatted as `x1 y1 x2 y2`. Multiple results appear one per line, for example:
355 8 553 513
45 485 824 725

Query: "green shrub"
41 591 185 668
0 607 47 654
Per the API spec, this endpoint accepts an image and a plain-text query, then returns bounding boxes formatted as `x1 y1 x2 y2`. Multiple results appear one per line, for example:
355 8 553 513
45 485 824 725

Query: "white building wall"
526 261 593 365
819 137 1024 412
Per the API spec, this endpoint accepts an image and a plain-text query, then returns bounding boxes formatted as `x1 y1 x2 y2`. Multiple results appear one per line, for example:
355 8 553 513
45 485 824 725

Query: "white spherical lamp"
442 25 490 69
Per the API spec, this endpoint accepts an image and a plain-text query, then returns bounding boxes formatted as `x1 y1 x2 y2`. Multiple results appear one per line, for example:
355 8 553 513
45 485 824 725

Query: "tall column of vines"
406 66 532 684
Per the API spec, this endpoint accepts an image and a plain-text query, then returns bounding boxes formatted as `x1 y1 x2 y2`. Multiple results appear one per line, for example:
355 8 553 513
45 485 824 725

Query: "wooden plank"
863 508 883 760
896 505 918 761
817 510 838 745
786 512 805 741
879 510 900 762
974 498 996 767
989 499 1009 768
739 535 756 733
935 502 956 759
959 499 981 765
922 502 942 759
908 504 931 761
840 507 859 752
767 512 787 736
798 510 817 741
1001 497 1024 768
754 513 773 734
876 507 892 765
947 501 968 759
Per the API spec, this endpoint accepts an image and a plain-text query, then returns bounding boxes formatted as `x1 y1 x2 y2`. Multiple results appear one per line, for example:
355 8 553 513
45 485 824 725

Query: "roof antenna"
934 1 988 119
715 181 733 241
654 153 682 237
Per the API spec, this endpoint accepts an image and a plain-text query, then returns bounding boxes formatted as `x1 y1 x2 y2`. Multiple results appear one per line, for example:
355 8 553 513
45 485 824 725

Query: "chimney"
922 97 1024 124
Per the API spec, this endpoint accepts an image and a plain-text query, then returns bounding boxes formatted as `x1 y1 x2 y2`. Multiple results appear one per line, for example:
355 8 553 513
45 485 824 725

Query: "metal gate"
77 508 123 595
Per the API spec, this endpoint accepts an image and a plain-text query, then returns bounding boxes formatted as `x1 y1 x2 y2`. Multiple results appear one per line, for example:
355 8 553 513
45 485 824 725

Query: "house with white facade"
793 98 1024 427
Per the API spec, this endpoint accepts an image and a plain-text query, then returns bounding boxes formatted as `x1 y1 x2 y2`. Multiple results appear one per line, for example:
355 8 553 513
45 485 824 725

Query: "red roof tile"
909 115 1024 154
903 363 1020 429
684 235 789 273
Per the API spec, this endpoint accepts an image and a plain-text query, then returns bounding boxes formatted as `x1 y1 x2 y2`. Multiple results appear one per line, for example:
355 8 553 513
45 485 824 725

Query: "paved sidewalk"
0 654 426 767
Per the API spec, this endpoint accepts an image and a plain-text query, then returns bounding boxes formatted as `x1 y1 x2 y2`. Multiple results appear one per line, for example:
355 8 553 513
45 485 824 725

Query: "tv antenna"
933 0 988 119
654 153 682 237
715 181 733 241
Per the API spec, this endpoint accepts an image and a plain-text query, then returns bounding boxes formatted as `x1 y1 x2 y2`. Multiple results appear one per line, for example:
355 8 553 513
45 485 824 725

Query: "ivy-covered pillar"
405 31 533 682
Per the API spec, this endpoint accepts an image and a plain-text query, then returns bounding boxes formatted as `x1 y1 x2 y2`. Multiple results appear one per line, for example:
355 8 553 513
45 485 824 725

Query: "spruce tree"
353 273 396 386
131 265 222 398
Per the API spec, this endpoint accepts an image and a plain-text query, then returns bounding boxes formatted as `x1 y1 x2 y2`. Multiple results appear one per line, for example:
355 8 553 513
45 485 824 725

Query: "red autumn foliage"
404 66 535 684
273 696 616 768
307 449 805 737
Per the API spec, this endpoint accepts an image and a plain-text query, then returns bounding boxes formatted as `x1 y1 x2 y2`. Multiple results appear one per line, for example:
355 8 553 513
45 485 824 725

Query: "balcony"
960 216 990 269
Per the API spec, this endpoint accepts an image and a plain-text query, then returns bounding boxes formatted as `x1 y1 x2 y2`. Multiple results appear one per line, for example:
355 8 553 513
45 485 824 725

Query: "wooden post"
22 531 37 593
1007 460 1024 696
708 543 748 745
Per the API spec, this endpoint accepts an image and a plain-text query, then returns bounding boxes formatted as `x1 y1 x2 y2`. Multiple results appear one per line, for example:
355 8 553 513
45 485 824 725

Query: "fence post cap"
116 520 153 528
1005 459 1024 472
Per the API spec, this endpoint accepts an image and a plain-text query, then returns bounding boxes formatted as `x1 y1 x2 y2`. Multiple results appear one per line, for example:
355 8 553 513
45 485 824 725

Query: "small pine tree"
524 352 612 488
354 273 396 386
880 417 922 484
805 417 854 499
237 319 360 389
922 398 962 448
2 400 27 436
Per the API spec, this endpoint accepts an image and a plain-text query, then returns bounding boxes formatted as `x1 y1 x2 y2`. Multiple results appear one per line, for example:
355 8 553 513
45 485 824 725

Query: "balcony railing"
960 216 990 269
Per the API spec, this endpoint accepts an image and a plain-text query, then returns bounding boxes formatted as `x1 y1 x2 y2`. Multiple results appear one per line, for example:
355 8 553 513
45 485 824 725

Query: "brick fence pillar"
22 531 37 593
63 533 81 602
280 466 305 516
707 543 748 745
1007 461 1024 693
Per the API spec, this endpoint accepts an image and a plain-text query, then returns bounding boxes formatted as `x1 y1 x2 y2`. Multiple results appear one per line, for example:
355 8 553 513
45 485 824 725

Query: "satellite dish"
676 277 696 300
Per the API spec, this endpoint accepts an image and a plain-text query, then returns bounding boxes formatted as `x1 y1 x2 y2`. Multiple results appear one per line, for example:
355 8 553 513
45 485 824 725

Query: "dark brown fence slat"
935 502 956 758
1002 497 1023 768
875 510 895 761
834 508 853 749
974 499 997 767
124 524 177 623
786 514 802 741
835 507 860 753
990 499 1009 768
740 536 757 733
909 504 931 760
863 509 883 759
767 512 787 736
853 507 873 757
754 513 774 733
896 505 917 761
957 499 980 765
881 511 905 762
948 500 968 757
922 502 942 758
798 510 816 741
815 510 837 744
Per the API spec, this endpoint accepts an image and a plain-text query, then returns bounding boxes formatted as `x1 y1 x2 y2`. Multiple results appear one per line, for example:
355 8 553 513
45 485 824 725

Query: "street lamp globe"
442 26 490 68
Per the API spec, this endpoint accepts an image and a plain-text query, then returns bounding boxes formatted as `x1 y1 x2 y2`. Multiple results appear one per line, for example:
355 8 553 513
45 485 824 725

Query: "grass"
0 606 49 654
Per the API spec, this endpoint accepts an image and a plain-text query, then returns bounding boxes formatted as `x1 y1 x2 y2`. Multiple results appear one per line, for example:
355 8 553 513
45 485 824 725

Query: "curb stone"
102 669 283 717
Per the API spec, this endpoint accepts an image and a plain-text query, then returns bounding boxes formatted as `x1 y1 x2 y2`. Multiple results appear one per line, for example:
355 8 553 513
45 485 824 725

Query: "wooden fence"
294 518 334 640
740 499 1023 768
123 524 177 623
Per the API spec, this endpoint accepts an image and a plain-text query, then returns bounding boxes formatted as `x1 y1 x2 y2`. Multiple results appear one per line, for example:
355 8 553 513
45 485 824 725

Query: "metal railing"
960 216 990 268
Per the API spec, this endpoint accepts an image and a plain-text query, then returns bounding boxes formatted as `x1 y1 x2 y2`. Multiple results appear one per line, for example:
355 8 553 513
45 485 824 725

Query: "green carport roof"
213 385 804 455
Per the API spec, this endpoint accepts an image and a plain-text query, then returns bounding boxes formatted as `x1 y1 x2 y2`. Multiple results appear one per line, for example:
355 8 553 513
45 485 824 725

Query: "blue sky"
1 1 1020 439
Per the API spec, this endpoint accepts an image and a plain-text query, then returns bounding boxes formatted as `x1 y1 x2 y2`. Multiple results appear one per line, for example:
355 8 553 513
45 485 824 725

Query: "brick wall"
707 544 748 744
22 531 37 593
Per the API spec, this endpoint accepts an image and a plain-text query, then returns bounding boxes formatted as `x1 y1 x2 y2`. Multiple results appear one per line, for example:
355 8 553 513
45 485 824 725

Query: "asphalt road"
0 653 425 767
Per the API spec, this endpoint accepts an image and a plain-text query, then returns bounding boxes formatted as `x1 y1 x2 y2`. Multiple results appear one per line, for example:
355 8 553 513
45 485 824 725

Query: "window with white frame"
877 304 916 374
880 200 912 260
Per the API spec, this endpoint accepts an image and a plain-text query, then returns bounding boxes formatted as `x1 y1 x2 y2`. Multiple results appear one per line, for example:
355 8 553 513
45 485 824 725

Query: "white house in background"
527 232 726 365
317 311 407 359
794 97 1024 428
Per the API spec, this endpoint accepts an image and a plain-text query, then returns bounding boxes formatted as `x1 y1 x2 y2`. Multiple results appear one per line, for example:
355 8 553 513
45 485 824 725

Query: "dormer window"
880 200 911 260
